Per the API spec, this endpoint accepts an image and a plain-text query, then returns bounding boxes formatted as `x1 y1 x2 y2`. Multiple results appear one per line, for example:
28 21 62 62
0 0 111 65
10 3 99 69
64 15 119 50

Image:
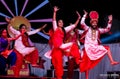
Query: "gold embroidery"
91 29 96 40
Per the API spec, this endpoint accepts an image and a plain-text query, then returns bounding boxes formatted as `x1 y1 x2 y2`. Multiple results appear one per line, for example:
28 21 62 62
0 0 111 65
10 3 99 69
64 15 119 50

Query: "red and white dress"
9 26 39 76
51 20 81 77
80 14 112 72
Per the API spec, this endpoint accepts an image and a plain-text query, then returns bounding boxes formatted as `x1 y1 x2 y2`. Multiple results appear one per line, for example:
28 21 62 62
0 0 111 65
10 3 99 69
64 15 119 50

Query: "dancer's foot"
111 61 119 65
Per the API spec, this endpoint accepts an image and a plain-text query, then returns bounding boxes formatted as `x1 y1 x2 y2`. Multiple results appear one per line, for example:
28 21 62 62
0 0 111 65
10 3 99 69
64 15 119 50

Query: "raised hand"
76 11 81 19
54 6 59 12
108 15 113 21
5 17 11 23
41 24 47 30
38 24 47 31
83 10 88 15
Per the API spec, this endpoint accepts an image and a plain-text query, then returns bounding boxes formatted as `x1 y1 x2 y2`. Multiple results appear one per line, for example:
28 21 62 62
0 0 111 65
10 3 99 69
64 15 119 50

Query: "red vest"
22 33 31 47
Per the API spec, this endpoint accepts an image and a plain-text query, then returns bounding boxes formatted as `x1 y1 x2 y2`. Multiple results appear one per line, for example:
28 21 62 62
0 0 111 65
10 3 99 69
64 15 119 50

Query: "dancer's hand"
108 15 112 21
83 10 88 15
40 24 47 30
76 11 81 20
54 6 59 12
108 15 112 23
5 17 11 23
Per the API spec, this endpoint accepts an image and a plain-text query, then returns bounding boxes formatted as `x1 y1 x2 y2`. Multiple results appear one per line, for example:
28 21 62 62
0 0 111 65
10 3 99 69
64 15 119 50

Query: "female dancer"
51 6 81 79
0 28 22 75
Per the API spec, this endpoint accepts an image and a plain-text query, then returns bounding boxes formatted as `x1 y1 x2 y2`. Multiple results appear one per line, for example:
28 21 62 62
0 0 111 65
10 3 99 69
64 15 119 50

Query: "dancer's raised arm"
99 15 113 34
65 11 81 33
52 6 59 31
80 10 89 30
27 24 47 35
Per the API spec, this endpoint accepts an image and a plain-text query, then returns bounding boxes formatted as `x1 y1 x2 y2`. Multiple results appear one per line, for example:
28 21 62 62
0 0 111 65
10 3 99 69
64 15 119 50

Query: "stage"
0 76 56 79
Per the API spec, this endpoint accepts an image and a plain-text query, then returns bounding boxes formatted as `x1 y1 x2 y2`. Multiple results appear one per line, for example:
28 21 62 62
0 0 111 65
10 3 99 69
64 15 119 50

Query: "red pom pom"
89 11 99 19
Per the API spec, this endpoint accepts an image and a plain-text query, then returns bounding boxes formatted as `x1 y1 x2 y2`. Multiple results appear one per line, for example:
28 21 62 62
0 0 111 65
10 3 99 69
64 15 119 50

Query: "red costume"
52 6 81 79
79 11 118 79
9 26 39 77
51 27 80 78
13 33 39 76
79 11 112 72
48 29 54 49
65 30 80 79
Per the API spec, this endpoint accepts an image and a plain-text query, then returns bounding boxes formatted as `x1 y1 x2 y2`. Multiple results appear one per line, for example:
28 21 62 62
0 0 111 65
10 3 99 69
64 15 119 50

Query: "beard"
91 25 97 29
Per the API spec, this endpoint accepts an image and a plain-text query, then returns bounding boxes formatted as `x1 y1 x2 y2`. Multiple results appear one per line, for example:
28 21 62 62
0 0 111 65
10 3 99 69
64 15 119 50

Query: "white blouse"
9 26 39 56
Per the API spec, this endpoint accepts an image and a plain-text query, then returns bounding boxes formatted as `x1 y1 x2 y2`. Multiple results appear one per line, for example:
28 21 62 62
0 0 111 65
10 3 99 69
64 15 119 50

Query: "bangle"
108 20 112 24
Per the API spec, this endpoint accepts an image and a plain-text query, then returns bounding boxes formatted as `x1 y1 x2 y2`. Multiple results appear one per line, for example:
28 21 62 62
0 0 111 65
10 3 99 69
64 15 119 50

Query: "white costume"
9 26 40 56
81 14 112 60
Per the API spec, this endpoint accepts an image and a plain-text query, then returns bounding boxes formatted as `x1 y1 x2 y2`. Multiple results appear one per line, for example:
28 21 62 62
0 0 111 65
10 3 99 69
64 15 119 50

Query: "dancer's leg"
106 47 119 65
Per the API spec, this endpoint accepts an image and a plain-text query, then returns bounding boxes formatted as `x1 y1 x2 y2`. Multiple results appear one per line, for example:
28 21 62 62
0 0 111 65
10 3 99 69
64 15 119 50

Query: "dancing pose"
0 28 22 75
43 28 54 59
64 27 84 79
51 6 81 79
6 17 47 76
79 10 119 79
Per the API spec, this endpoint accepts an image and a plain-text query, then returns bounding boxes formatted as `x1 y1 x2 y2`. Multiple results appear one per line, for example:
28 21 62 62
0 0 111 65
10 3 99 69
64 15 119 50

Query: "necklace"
91 29 96 40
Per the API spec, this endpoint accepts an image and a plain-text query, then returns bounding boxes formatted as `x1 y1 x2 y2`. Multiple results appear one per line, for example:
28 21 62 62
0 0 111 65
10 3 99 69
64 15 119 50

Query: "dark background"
0 0 120 44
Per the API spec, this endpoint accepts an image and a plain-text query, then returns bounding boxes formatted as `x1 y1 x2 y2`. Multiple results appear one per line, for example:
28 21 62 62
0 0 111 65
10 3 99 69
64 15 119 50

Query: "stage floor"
0 76 56 79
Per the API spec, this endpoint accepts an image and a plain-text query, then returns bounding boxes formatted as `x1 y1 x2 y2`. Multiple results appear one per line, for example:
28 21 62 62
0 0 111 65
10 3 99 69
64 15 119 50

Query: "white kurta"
9 26 39 56
84 28 107 60
81 14 112 60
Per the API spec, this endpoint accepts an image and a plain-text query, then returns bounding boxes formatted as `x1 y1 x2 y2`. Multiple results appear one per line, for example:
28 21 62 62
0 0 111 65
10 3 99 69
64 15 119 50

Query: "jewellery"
91 29 96 40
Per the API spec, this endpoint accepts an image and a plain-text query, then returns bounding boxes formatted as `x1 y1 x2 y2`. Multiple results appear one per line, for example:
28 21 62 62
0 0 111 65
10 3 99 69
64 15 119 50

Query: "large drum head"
7 16 31 37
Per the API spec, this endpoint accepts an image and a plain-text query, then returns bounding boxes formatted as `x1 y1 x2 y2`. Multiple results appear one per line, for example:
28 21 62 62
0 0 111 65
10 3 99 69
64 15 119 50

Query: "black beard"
91 26 97 29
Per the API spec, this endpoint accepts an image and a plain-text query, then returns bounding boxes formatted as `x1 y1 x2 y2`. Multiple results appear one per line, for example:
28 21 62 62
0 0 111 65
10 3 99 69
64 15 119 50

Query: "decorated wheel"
7 16 31 37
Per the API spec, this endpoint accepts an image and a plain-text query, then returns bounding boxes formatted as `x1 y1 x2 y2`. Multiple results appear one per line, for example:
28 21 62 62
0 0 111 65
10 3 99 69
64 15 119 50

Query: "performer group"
0 6 119 79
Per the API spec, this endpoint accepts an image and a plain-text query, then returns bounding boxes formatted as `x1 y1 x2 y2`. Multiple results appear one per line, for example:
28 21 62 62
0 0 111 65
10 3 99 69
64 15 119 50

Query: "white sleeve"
27 29 40 35
52 20 57 31
64 24 75 33
99 23 112 34
80 14 89 30
9 26 20 35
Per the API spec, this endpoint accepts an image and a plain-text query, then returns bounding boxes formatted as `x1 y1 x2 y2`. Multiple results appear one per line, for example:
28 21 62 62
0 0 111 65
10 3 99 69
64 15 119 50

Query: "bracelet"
108 20 112 24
